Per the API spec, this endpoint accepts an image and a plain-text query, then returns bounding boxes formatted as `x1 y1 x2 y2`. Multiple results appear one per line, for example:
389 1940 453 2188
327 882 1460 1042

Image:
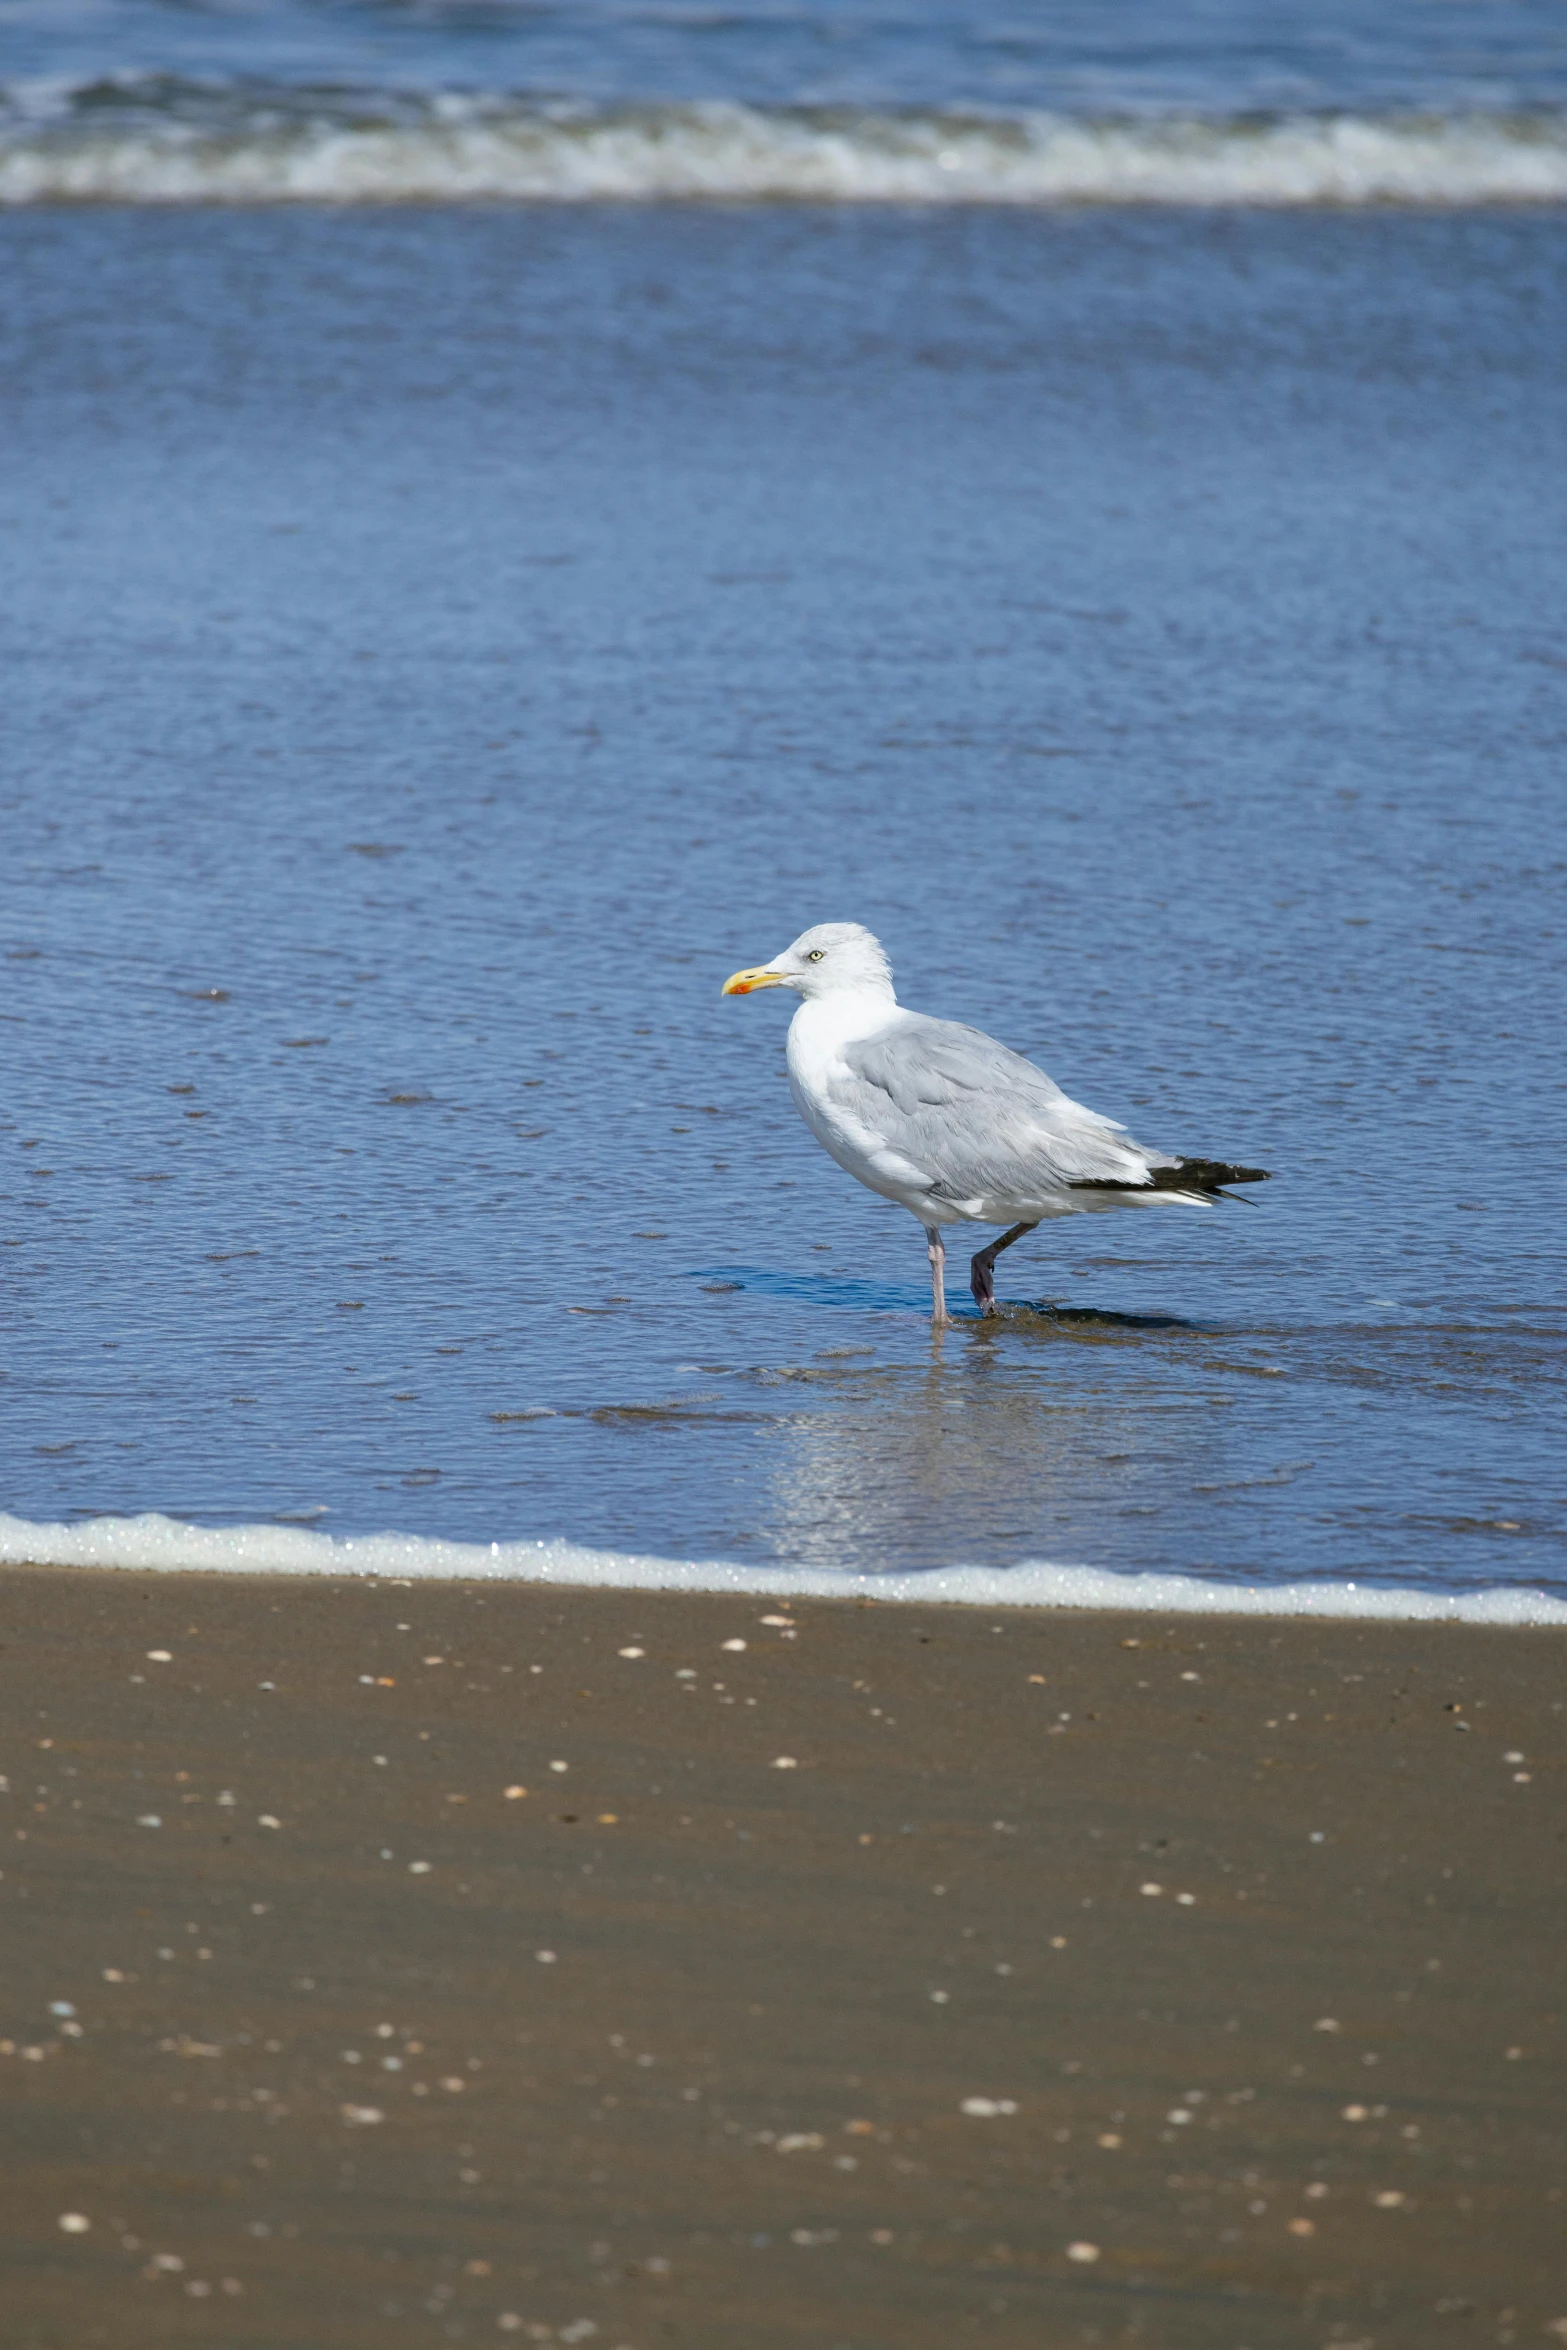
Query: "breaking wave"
4 81 1567 206
2 1512 1563 1622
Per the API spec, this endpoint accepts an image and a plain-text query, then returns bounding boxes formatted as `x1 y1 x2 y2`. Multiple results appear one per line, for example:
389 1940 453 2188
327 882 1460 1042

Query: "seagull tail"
1070 1159 1271 1203
1156 1158 1271 1202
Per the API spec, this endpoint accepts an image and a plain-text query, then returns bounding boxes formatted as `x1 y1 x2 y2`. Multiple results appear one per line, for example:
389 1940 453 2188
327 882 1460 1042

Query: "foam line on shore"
2 1512 1563 1624
4 88 1567 207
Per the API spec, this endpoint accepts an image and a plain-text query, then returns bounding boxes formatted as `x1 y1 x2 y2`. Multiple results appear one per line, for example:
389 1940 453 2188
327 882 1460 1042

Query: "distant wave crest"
4 80 1567 205
2 1512 1563 1622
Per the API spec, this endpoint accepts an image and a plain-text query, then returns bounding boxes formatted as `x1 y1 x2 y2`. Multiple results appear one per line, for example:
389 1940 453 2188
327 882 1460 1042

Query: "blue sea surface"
4 0 1567 112
1 193 1564 1600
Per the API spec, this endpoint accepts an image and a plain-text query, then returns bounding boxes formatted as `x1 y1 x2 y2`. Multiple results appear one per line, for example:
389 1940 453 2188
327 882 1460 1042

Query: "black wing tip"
1068 1160 1271 1198
1168 1159 1271 1192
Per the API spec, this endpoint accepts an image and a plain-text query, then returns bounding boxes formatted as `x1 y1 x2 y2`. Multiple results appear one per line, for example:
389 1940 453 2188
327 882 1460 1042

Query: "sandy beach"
1 1569 1561 2349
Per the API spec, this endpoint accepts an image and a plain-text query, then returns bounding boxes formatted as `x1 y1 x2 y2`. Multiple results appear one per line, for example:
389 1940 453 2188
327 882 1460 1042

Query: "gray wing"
839 1016 1171 1201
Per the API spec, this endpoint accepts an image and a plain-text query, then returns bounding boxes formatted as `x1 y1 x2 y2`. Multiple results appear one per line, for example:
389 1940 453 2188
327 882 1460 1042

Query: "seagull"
722 922 1269 1324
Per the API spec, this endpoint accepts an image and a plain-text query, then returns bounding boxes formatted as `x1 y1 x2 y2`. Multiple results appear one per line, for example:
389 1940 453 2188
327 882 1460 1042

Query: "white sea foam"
1 1512 1562 1624
3 88 1567 207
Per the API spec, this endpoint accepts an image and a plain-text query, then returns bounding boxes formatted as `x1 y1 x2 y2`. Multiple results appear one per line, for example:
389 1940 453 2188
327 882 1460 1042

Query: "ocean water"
3 0 1567 204
2 10 1565 1616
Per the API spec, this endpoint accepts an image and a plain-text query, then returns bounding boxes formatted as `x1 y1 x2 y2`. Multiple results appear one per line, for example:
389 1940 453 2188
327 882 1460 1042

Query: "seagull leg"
924 1226 950 1325
969 1220 1040 1317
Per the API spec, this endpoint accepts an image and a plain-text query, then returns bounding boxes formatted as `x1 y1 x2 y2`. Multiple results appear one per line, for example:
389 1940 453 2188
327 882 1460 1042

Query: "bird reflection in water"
764 1319 1233 1578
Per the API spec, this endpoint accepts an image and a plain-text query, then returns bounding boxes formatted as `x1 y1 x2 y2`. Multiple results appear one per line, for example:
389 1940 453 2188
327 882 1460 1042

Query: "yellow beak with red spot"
721 964 787 997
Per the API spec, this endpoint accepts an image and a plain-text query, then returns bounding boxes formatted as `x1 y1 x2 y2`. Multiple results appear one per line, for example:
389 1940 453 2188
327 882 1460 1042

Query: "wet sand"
1 1571 1562 2350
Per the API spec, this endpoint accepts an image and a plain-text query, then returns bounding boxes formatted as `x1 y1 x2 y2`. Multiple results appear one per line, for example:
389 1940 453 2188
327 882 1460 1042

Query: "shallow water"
2 203 1564 1601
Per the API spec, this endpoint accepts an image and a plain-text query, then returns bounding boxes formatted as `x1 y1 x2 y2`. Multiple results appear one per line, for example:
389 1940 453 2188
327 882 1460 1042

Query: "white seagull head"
722 922 895 1003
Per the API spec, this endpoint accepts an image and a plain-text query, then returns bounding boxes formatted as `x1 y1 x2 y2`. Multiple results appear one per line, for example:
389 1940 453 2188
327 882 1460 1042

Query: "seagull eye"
805 950 825 963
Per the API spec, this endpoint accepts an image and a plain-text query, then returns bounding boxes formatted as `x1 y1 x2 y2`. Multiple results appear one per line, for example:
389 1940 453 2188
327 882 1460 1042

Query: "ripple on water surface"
1 200 1563 1606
